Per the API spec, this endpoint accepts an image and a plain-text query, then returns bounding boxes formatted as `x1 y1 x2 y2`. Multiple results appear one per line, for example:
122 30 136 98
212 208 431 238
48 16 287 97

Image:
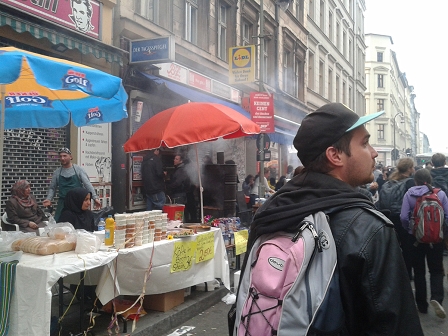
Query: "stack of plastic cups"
134 212 144 246
142 211 150 244
125 214 136 248
153 210 163 241
148 211 155 243
161 213 168 239
114 213 127 249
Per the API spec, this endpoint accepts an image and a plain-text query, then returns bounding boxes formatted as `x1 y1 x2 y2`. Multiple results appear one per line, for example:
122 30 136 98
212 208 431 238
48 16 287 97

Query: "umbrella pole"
195 144 204 224
0 85 5 193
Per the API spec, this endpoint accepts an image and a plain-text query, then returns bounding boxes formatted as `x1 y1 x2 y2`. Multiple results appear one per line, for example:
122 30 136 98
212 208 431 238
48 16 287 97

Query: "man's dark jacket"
168 162 190 195
240 171 423 336
430 167 448 193
141 152 165 195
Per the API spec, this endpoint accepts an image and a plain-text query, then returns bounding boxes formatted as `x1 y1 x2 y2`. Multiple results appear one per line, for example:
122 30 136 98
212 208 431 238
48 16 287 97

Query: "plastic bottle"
98 218 105 231
105 215 115 246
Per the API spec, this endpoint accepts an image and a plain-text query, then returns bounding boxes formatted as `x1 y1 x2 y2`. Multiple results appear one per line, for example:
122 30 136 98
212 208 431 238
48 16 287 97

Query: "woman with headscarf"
5 180 46 233
58 187 95 232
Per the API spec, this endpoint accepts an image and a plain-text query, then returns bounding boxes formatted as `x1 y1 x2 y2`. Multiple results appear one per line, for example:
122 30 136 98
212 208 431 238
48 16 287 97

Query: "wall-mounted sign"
3 0 100 39
78 123 111 183
158 62 241 104
250 92 275 133
228 45 255 84
130 36 175 64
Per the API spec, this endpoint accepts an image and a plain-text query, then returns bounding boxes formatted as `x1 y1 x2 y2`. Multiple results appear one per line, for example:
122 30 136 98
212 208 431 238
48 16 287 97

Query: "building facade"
306 0 366 115
111 0 310 212
364 33 420 166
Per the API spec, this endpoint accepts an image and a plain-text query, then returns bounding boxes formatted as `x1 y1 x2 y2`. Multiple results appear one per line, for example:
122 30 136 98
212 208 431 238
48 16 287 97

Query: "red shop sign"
250 92 274 133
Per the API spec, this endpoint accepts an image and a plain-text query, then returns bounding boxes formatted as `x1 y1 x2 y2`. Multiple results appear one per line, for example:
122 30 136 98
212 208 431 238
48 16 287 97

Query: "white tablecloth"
96 227 230 304
8 250 117 336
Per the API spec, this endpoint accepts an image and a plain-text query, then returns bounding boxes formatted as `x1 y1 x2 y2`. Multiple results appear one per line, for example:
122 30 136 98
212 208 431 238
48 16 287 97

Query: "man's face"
59 153 72 167
72 2 89 31
341 126 378 187
174 156 182 166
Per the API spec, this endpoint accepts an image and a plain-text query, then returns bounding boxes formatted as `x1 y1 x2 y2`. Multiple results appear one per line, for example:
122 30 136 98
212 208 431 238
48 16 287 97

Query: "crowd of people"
2 103 448 332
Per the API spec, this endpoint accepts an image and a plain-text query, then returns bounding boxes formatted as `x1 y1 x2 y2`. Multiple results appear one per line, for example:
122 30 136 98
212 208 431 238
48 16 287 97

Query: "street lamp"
393 112 404 164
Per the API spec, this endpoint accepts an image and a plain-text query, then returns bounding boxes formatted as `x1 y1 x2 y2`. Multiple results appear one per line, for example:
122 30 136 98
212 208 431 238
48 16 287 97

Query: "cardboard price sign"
234 230 249 255
196 232 215 263
170 241 197 273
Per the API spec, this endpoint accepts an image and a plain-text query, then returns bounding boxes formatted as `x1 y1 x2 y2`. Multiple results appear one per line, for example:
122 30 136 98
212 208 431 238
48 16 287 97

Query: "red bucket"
163 204 185 221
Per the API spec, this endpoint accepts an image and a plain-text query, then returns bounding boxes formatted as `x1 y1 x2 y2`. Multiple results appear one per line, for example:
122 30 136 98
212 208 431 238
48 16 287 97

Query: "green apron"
55 166 82 221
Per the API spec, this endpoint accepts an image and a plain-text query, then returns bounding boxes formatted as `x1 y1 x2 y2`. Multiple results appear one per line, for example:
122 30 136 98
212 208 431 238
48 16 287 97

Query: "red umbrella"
123 102 261 222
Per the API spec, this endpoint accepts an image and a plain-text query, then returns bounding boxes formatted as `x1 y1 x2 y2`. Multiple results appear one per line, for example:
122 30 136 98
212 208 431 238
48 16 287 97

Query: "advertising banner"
228 45 255 84
4 0 101 39
250 92 274 133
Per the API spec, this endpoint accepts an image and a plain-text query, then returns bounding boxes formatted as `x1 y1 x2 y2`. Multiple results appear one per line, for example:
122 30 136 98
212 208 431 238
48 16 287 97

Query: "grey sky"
364 0 447 152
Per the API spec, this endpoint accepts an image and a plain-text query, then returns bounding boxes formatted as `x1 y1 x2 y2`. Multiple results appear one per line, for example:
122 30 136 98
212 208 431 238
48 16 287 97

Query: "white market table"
8 250 117 336
96 227 230 304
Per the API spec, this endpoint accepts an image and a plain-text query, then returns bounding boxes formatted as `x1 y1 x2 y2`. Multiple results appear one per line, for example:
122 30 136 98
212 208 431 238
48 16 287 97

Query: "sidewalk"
53 283 231 336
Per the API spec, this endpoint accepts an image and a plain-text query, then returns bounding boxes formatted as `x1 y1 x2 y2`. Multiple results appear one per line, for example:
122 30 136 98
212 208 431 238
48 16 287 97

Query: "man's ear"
326 147 344 167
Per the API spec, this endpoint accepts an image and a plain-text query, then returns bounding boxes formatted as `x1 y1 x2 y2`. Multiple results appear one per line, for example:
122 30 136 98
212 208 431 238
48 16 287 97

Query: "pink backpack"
233 212 344 336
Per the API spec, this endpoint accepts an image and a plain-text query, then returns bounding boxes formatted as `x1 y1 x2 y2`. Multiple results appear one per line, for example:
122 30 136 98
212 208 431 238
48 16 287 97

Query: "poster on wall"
132 156 143 181
3 0 101 39
78 123 111 183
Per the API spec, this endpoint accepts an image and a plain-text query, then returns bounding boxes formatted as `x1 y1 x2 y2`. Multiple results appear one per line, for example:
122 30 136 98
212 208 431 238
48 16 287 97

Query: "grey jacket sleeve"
45 168 59 200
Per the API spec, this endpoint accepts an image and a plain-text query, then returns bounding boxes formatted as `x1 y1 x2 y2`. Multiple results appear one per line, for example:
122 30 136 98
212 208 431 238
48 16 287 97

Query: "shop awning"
140 72 296 145
0 11 124 65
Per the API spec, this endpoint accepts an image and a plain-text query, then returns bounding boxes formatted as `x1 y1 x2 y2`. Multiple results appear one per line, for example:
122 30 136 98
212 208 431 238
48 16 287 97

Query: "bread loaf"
12 237 75 255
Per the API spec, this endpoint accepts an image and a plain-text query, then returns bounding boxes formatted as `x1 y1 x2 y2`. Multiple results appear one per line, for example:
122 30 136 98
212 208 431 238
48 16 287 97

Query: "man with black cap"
237 103 423 335
43 148 101 221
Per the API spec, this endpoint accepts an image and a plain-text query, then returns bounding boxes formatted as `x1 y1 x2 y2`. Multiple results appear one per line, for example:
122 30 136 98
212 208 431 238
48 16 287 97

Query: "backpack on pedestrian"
229 211 345 336
377 178 412 215
412 186 444 244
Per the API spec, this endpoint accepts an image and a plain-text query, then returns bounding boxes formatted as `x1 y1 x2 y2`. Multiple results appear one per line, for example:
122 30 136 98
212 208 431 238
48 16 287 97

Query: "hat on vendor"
293 103 383 166
58 147 72 155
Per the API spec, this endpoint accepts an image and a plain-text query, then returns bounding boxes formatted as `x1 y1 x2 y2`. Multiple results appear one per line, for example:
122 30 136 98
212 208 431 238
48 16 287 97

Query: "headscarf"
11 180 35 208
60 187 94 231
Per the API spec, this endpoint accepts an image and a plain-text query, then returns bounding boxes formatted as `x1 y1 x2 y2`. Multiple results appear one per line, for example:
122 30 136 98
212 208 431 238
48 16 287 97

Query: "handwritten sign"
234 230 249 255
170 241 197 273
196 232 215 263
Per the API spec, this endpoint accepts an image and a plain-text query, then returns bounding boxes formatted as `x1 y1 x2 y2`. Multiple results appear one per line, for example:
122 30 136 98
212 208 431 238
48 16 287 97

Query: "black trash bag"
92 206 115 228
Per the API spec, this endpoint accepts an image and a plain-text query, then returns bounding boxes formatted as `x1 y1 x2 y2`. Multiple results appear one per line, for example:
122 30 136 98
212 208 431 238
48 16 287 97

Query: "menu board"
78 124 111 183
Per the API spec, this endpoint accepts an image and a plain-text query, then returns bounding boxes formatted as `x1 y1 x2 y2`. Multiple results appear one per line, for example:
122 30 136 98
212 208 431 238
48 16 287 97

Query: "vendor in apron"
43 148 101 221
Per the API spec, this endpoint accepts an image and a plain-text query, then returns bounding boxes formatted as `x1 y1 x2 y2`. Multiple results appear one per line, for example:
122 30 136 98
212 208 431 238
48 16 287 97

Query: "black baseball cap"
294 103 383 166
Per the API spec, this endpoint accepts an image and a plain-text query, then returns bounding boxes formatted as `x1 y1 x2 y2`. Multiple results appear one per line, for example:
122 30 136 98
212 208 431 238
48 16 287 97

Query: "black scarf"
247 171 374 257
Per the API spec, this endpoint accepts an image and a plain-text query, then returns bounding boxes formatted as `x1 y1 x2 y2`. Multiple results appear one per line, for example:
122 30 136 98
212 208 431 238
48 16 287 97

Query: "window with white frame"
377 98 385 111
242 21 252 46
342 81 346 104
309 0 315 21
308 51 315 90
218 2 228 60
295 0 304 23
295 57 304 100
185 0 198 44
319 60 324 95
378 124 385 140
336 75 340 102
328 68 333 100
377 74 384 88
135 0 157 21
328 11 333 41
336 22 340 49
319 0 325 29
377 52 383 62
283 50 292 94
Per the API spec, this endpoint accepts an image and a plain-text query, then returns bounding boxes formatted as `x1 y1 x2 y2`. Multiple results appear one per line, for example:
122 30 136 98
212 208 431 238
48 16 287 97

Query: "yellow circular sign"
233 48 251 68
